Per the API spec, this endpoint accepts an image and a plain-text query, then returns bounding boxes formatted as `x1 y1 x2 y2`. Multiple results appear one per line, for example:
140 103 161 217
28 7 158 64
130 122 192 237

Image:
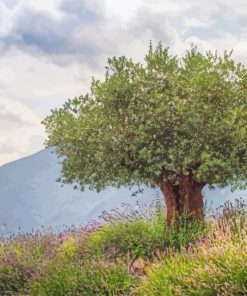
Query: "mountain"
0 149 246 235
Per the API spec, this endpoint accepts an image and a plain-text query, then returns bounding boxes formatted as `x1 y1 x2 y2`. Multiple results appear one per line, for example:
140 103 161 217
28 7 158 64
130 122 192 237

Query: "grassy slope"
0 199 246 296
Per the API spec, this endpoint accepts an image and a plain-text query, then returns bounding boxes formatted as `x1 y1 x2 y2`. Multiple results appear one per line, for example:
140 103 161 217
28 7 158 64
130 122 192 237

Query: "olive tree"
43 44 247 225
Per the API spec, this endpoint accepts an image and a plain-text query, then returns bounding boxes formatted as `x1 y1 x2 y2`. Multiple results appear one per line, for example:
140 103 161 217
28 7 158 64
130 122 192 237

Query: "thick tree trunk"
157 172 205 226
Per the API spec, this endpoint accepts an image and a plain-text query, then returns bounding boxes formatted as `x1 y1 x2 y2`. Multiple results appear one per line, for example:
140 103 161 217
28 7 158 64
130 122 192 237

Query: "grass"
135 238 247 296
30 257 138 296
0 199 246 295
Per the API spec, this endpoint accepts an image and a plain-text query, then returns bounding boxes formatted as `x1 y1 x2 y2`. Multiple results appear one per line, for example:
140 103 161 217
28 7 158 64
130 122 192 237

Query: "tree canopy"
43 43 247 223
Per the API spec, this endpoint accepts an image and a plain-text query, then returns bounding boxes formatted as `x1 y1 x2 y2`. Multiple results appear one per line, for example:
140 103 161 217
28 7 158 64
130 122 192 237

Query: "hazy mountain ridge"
0 149 246 235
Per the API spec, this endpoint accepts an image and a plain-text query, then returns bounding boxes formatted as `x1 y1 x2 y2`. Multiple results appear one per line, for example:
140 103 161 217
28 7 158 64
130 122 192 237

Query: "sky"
0 0 247 165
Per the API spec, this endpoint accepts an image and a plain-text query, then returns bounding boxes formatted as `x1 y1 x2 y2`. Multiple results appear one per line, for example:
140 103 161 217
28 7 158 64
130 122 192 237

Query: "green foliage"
135 200 247 296
80 208 207 260
43 43 247 191
165 213 209 250
0 265 28 295
135 243 247 296
30 259 78 296
30 259 139 296
84 218 166 259
0 233 58 295
58 236 76 258
215 199 247 241
135 255 195 296
0 200 246 295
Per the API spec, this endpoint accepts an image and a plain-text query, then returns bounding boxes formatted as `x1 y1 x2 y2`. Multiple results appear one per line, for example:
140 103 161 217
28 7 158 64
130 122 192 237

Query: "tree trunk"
157 172 205 226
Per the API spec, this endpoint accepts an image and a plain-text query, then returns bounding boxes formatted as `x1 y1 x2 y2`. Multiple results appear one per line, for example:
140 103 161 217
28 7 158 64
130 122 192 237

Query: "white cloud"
0 98 40 125
0 0 247 165
219 0 247 15
0 98 44 165
185 32 247 64
184 17 212 30
0 1 12 35
104 0 144 21
0 48 94 108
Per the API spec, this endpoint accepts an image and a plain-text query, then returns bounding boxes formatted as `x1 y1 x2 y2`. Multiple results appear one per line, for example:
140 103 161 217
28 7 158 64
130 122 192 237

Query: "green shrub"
135 241 247 296
184 246 247 295
81 210 207 261
0 265 29 295
0 233 59 295
30 258 139 296
86 218 165 259
30 258 78 296
165 213 209 250
76 260 139 296
215 199 247 241
134 254 197 296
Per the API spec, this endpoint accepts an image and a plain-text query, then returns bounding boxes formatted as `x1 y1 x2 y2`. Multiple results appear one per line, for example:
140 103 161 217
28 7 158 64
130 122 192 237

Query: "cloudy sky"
0 0 247 165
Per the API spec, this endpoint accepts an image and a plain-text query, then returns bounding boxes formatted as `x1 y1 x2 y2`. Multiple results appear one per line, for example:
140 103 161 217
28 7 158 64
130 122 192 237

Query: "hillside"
0 200 246 295
0 149 246 235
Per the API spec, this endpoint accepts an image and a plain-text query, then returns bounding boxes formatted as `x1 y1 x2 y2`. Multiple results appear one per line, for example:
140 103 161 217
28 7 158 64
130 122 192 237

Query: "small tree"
43 43 247 225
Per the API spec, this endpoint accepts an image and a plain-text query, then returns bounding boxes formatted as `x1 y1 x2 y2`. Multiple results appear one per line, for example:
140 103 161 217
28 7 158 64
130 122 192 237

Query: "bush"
0 232 59 295
165 213 208 250
0 265 29 295
135 232 247 296
30 258 139 296
134 254 195 296
182 244 247 296
85 218 165 259
214 198 247 241
81 206 207 261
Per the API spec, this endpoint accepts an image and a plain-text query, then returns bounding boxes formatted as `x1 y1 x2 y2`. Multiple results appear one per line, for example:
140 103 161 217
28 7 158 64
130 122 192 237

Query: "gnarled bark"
157 172 205 226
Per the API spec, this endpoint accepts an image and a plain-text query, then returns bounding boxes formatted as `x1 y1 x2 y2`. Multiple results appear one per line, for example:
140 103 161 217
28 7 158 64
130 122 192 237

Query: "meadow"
0 199 246 296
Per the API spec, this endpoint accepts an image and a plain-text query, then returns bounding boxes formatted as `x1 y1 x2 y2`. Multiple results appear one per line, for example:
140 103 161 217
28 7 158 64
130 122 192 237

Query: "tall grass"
30 258 139 296
135 199 247 296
